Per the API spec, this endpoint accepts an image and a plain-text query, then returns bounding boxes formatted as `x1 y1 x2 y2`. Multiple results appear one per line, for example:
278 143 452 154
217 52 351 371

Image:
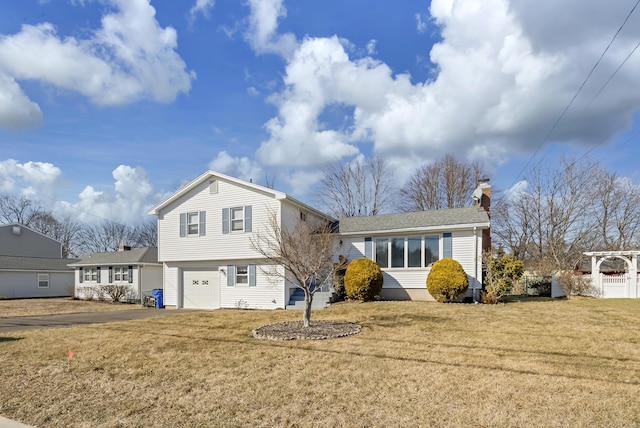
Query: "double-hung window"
222 206 252 234
84 267 98 282
113 267 129 282
231 207 244 232
180 211 206 237
38 274 49 288
226 264 256 286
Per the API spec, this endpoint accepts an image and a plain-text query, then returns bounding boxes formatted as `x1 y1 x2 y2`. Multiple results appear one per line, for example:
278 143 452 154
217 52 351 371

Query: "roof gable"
338 206 490 234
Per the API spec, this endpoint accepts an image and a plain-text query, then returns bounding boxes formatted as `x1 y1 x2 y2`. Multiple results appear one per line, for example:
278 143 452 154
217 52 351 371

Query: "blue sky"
1 0 640 224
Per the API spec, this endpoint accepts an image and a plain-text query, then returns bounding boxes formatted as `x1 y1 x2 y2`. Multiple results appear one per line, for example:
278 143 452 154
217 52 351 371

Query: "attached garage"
182 269 220 309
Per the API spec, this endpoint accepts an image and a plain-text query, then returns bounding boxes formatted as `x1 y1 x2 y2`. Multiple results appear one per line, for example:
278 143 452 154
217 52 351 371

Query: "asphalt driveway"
0 309 192 333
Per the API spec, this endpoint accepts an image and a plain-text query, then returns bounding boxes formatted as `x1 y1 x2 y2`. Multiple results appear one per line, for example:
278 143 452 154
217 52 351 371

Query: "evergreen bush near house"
426 258 468 302
483 252 524 303
344 258 383 301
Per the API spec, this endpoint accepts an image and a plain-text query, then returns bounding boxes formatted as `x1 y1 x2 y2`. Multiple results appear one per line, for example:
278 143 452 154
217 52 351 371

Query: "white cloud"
246 86 260 96
62 165 157 224
366 39 377 55
0 0 194 129
249 0 640 184
208 151 264 183
0 159 61 195
415 13 427 33
244 0 297 58
189 0 215 22
0 73 42 129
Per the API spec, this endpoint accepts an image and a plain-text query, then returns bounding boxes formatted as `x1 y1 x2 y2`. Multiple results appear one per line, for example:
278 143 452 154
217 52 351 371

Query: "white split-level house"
149 170 492 309
148 170 335 310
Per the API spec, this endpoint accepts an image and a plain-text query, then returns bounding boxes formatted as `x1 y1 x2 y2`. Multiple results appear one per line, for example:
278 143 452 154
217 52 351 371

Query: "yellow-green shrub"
344 258 383 301
426 258 468 302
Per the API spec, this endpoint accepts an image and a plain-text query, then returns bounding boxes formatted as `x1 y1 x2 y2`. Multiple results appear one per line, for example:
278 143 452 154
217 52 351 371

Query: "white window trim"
84 267 98 282
235 265 249 285
374 235 443 269
230 207 245 232
187 212 200 236
38 273 49 288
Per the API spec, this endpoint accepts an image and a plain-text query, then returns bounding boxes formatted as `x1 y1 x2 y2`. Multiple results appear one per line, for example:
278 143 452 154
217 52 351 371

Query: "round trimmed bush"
344 258 383 301
426 258 468 303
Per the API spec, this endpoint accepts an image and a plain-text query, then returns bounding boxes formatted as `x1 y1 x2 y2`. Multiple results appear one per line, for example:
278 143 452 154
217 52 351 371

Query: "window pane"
231 207 244 231
408 237 421 267
188 212 199 234
236 265 248 284
375 239 388 268
38 274 49 288
425 235 439 266
391 238 404 268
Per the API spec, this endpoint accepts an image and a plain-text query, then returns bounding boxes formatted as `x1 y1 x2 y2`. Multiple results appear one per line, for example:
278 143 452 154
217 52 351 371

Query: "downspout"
474 226 478 303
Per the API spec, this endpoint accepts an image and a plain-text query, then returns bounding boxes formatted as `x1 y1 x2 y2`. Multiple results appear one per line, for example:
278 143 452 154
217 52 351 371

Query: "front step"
286 289 332 310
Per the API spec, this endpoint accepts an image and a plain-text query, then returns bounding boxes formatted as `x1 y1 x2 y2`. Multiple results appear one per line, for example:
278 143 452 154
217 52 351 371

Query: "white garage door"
183 270 219 309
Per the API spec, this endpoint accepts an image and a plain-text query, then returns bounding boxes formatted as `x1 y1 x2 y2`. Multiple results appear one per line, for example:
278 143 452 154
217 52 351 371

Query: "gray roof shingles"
338 206 489 234
0 256 79 271
68 247 159 267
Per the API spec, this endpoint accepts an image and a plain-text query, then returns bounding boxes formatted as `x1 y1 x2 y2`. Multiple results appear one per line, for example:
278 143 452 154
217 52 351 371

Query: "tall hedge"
344 258 383 301
426 258 468 303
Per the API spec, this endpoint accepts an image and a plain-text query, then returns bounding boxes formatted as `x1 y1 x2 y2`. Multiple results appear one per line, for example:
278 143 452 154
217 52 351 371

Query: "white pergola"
583 250 640 298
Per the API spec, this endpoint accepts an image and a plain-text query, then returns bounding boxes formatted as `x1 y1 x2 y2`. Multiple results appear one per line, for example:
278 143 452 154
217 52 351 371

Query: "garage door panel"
183 270 219 309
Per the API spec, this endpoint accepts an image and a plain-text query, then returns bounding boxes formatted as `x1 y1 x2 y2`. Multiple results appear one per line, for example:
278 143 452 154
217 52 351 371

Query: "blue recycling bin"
152 289 164 309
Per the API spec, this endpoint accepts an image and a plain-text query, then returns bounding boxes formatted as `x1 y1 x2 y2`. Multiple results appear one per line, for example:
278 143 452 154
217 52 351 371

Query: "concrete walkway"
0 308 192 333
0 416 35 428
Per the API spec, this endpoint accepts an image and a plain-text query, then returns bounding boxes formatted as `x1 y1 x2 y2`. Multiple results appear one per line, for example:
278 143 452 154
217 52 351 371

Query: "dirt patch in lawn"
0 298 141 317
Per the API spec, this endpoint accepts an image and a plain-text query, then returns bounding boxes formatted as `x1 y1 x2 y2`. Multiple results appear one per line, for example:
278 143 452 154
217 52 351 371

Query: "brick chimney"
118 243 132 252
473 179 491 252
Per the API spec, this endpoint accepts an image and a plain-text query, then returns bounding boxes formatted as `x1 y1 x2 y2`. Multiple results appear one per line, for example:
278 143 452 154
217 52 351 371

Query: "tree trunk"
302 290 313 328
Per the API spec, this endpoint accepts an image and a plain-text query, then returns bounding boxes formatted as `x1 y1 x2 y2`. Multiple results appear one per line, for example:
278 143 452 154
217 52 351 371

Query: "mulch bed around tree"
252 320 361 340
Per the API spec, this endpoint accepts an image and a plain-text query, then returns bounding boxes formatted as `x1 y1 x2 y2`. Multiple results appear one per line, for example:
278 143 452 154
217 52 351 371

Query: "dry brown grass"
0 298 142 317
1 299 640 427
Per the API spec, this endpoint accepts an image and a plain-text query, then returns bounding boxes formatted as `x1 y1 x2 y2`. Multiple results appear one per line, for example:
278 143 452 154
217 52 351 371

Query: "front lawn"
0 297 141 317
1 299 639 427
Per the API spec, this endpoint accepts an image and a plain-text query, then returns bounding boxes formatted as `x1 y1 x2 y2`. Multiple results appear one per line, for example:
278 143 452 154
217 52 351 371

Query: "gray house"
0 223 77 298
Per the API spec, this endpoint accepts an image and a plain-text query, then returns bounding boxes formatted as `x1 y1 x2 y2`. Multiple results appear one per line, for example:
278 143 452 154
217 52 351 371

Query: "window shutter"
249 264 256 286
443 233 452 259
96 267 101 284
179 213 186 237
227 265 234 286
128 266 133 283
364 237 372 259
79 268 83 284
222 208 230 234
199 211 206 236
244 205 252 233
109 266 113 283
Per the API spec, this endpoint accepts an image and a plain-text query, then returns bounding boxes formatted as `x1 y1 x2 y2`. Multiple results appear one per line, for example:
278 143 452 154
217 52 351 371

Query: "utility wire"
509 0 640 187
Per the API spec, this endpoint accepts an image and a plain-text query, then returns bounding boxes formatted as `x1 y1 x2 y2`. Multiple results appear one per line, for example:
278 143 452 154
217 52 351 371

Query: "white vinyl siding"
339 229 483 293
74 265 162 302
220 263 284 309
157 179 279 262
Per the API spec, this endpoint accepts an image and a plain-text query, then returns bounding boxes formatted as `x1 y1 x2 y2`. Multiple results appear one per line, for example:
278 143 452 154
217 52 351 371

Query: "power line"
509 0 640 187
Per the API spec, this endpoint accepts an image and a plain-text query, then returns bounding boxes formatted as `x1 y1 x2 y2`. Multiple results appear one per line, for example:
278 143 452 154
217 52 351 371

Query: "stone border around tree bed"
252 320 361 340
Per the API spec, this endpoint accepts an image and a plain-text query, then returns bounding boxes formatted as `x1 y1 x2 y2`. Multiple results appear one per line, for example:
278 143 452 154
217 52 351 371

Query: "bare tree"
591 170 640 250
251 212 339 327
30 213 83 257
0 195 48 226
130 219 158 248
399 155 485 211
77 220 136 255
317 157 395 217
493 155 599 274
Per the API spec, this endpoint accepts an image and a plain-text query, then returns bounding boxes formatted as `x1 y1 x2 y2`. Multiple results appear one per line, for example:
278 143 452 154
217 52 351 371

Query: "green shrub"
344 258 383 301
483 252 524 303
426 258 468 302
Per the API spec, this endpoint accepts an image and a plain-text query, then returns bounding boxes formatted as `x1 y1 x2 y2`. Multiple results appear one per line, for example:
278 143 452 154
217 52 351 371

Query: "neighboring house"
338 205 490 302
0 223 77 298
148 170 334 310
68 246 162 302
